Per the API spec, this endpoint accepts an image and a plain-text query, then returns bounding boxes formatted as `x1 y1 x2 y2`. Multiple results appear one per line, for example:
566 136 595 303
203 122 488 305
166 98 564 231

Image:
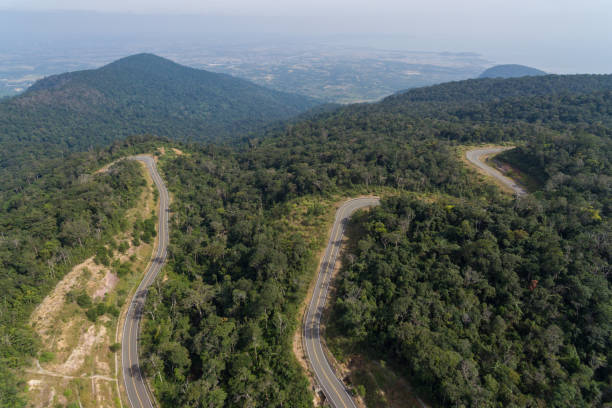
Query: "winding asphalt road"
466 147 526 196
120 152 513 408
304 197 380 408
122 155 169 408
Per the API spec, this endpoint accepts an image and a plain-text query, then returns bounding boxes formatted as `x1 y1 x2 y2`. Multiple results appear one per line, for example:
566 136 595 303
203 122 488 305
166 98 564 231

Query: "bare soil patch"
30 258 104 344
93 271 119 300
50 325 107 376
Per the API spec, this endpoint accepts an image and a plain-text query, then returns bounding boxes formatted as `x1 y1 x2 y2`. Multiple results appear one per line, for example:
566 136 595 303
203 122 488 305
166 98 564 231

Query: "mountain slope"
0 53 319 167
386 74 612 107
479 64 547 78
2 69 611 407
137 74 611 407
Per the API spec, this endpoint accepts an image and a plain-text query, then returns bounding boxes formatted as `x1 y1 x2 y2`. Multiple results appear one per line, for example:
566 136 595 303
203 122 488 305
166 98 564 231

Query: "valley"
0 33 489 102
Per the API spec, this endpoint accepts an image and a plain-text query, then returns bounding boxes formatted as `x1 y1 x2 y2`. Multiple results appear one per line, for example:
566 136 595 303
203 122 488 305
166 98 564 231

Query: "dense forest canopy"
0 69 610 407
135 135 489 407
139 82 610 407
334 186 609 406
389 74 612 105
0 53 319 183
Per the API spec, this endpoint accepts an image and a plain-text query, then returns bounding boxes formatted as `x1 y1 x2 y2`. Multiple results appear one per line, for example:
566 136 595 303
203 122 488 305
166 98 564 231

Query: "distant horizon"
0 6 611 74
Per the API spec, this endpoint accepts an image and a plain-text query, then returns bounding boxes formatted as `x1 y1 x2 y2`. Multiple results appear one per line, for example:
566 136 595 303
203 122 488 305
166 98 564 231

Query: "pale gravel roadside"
466 147 526 196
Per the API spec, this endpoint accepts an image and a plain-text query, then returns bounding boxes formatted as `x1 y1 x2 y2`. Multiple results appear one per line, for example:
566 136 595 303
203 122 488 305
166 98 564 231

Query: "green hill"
385 74 612 107
479 64 547 78
0 53 319 169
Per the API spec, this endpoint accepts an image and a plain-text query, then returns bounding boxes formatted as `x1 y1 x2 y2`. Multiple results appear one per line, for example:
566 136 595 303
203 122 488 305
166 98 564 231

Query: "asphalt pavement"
121 155 169 408
119 150 516 408
466 147 526 196
303 197 380 408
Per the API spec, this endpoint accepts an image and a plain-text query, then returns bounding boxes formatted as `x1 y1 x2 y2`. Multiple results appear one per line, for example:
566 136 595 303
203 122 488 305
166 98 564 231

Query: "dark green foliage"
140 150 315 408
140 72 611 407
38 351 55 364
118 241 129 253
2 71 611 407
332 177 610 406
498 131 612 196
86 303 113 322
388 74 612 105
76 292 93 309
116 262 132 277
94 246 111 266
0 373 25 408
133 215 157 244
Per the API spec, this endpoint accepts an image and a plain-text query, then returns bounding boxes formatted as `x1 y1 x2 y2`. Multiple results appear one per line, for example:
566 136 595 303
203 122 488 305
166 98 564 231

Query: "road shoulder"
462 145 527 195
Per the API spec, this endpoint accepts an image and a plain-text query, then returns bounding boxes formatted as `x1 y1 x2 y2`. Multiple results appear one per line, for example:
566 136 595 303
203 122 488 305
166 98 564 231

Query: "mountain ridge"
479 64 547 78
0 53 320 158
384 74 612 107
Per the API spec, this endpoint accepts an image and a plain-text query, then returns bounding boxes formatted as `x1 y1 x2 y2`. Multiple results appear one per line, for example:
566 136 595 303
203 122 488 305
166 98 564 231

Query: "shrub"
65 290 77 303
76 292 92 308
106 305 120 317
118 241 129 253
39 351 55 363
116 262 132 277
94 247 110 266
86 303 108 322
86 308 99 322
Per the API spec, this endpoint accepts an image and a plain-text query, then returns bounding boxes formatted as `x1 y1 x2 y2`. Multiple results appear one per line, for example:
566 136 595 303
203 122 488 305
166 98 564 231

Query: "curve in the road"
122 155 169 408
466 147 526 196
304 197 380 408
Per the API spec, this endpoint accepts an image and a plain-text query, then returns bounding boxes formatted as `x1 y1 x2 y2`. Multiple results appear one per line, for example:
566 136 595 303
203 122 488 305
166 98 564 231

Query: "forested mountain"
1 71 611 407
0 53 318 179
479 64 547 78
387 73 612 107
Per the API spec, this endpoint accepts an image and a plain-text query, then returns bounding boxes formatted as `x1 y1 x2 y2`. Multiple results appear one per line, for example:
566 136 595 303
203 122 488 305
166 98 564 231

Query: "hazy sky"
1 0 611 73
2 0 609 17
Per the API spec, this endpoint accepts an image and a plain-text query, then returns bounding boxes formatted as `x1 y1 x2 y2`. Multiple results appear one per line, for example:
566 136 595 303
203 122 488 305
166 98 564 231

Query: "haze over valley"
2 5 611 101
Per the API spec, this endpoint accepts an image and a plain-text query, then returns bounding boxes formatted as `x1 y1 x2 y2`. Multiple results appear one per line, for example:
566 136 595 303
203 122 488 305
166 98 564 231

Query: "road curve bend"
122 155 169 408
466 147 526 196
304 197 380 408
